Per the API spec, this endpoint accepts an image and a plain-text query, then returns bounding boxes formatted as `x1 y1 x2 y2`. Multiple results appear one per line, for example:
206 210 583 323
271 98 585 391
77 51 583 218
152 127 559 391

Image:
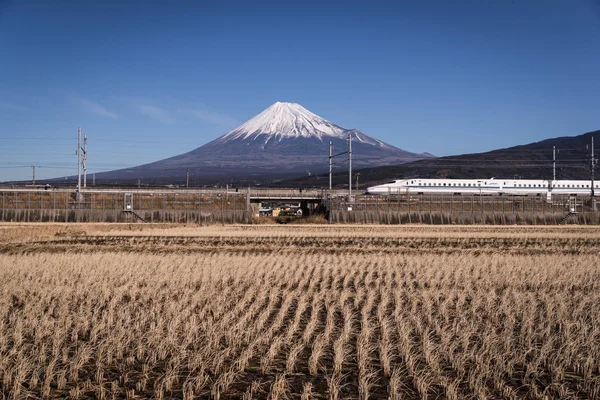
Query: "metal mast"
592 136 596 211
83 133 87 188
77 127 82 197
329 141 333 190
348 134 352 198
553 146 556 181
31 165 36 186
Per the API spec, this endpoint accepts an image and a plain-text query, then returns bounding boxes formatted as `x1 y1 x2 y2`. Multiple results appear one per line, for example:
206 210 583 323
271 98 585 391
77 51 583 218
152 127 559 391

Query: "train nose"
366 185 384 195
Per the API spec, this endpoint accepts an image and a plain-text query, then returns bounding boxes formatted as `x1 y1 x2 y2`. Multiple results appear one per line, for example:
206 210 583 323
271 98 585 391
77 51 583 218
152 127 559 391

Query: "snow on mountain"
217 102 388 148
219 102 345 142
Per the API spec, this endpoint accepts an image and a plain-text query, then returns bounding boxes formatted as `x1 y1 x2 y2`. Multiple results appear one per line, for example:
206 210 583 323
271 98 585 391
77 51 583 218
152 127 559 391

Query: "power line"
92 138 202 145
0 137 74 141
0 165 78 170
0 153 74 156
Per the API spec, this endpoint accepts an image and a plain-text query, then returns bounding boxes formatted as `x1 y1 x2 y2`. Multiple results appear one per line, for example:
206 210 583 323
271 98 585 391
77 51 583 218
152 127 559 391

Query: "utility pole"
348 134 352 199
356 172 360 192
31 165 36 186
592 136 597 211
186 168 190 188
93 173 96 186
553 146 556 181
329 141 333 190
83 133 87 188
77 127 82 200
328 138 352 194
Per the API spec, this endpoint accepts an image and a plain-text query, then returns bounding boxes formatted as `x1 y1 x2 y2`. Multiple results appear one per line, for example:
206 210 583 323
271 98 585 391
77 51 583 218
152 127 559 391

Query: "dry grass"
1 223 599 399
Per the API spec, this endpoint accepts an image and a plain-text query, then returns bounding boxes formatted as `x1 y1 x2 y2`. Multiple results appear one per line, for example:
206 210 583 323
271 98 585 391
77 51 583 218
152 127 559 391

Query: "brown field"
1 223 600 399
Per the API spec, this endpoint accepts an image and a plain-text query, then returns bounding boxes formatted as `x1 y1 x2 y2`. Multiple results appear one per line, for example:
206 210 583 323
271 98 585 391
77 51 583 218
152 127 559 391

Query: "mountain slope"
93 102 432 185
282 130 600 188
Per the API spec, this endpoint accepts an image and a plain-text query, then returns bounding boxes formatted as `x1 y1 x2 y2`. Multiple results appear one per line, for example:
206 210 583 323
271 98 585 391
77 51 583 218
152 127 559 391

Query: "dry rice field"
1 223 600 399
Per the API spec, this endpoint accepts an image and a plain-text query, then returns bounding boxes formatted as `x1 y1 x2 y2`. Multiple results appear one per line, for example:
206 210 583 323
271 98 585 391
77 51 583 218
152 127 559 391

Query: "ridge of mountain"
280 130 600 188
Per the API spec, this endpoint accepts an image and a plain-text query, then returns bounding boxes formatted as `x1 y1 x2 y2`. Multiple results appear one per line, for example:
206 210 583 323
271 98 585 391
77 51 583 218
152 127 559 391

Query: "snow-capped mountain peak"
218 102 349 143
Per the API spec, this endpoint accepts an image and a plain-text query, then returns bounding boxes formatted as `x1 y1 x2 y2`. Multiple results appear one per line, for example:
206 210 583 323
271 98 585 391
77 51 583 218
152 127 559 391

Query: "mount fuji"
94 102 433 184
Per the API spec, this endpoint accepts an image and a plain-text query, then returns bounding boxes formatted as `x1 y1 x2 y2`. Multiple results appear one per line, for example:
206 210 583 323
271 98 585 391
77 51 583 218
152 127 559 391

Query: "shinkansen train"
366 178 599 196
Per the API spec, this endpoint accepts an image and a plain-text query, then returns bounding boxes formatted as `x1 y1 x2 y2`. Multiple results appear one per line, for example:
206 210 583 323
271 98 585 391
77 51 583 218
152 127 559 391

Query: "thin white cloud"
138 104 175 124
78 98 118 119
184 108 240 129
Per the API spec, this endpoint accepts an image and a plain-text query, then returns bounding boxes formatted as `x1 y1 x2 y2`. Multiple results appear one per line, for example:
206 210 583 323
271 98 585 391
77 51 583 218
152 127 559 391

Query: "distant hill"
281 130 599 189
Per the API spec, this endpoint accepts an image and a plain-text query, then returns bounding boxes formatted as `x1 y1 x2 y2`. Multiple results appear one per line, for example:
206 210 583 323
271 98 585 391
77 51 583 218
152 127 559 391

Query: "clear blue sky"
1 0 600 181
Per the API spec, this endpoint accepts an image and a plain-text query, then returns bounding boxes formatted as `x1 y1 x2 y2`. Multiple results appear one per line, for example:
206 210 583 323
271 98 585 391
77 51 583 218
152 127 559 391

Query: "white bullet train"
366 178 600 196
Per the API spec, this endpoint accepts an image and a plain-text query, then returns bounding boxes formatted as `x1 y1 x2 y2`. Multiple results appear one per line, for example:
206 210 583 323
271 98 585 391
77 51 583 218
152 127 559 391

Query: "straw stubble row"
1 247 599 399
